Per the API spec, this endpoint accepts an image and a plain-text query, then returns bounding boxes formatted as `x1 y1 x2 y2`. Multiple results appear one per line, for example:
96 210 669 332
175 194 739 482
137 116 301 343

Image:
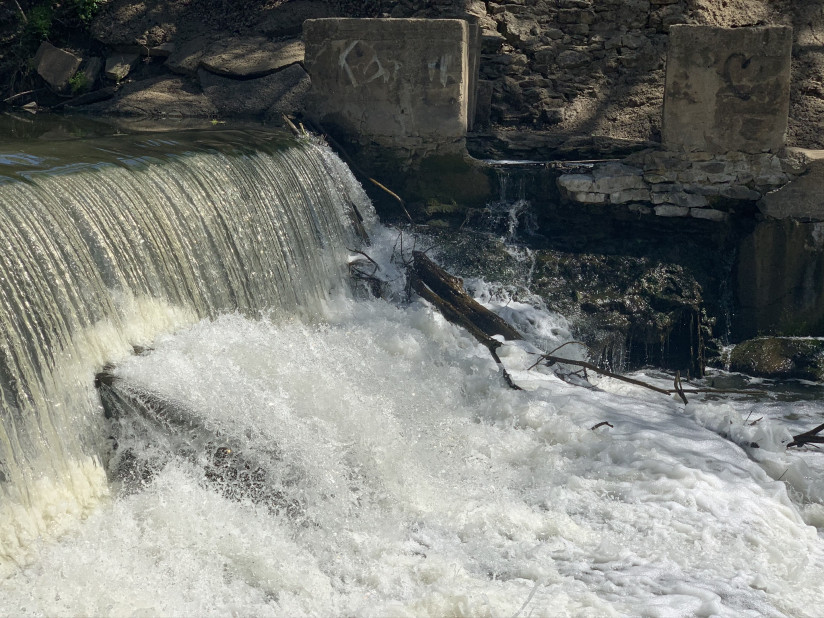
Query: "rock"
74 57 103 93
720 185 761 201
200 37 304 79
652 191 708 208
610 188 650 204
690 208 727 221
558 174 595 193
201 63 310 117
165 36 211 77
105 53 139 81
557 50 589 68
728 337 824 381
758 151 824 221
259 0 335 37
263 65 313 122
33 42 82 92
84 76 217 117
654 204 689 217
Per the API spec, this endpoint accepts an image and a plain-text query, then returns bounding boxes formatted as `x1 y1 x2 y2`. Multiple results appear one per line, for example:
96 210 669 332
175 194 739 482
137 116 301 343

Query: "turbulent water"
0 126 823 616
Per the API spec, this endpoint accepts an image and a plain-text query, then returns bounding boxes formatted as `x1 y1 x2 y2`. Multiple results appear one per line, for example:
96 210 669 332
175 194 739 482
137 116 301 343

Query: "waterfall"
0 132 372 572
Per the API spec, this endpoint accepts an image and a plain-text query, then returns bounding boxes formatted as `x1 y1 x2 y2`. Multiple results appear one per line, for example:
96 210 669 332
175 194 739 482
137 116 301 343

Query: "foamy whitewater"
1 132 823 616
3 227 824 615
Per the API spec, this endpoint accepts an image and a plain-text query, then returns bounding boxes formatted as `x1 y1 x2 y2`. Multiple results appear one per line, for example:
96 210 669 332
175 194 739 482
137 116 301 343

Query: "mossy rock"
728 337 824 381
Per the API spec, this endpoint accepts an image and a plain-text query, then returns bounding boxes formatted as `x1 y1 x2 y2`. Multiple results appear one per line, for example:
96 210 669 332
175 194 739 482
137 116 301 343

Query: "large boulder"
729 337 824 381
33 42 82 92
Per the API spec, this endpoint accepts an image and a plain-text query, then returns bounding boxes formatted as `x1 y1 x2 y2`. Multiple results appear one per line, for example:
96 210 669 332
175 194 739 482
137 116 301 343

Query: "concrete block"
663 25 792 154
304 18 472 154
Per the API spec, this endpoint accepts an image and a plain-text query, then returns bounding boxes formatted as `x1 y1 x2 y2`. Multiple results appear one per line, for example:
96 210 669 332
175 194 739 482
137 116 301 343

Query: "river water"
0 119 822 616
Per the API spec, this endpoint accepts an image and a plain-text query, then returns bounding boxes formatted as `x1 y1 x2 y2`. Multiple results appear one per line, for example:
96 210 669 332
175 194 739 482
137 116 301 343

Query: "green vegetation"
26 3 54 40
68 70 86 93
72 0 101 24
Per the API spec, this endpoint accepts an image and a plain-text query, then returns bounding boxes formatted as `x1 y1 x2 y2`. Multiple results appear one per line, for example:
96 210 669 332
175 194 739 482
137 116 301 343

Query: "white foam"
2 299 822 615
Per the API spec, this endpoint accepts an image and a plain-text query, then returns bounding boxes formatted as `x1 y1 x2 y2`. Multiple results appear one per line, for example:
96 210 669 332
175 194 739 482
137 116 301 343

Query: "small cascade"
0 132 372 572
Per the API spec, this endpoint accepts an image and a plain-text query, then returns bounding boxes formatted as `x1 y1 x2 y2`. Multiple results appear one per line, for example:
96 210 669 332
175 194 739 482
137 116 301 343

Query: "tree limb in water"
788 422 824 449
532 354 766 402
410 251 522 390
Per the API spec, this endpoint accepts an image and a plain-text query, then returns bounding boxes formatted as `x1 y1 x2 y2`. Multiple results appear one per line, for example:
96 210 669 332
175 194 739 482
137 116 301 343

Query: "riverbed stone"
200 37 304 78
33 42 82 92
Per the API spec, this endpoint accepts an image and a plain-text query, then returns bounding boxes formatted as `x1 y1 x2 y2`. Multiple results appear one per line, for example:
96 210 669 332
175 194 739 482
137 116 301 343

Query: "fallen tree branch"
410 251 522 390
788 422 824 449
674 371 688 405
591 421 613 430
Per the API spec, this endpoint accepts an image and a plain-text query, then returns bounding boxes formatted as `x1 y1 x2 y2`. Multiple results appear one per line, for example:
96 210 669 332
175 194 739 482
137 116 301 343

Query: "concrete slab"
663 25 792 154
200 37 304 78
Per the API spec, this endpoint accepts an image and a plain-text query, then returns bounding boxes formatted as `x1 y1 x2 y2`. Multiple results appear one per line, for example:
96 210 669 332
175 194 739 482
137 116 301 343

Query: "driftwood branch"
788 422 824 449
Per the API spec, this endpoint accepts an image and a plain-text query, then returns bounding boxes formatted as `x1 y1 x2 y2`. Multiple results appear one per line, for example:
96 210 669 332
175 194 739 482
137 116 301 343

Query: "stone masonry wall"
557 151 798 221
383 0 824 150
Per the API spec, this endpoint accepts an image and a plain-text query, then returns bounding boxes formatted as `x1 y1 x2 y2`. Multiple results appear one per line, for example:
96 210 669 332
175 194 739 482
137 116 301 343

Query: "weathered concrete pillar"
303 18 473 158
663 25 792 154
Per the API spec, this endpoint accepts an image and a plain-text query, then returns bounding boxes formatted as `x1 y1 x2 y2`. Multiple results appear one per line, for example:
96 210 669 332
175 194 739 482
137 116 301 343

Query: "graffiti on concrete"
338 40 400 88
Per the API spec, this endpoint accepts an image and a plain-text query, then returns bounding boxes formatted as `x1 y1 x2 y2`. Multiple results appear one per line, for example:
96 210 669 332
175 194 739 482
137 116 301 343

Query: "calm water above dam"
0 117 822 616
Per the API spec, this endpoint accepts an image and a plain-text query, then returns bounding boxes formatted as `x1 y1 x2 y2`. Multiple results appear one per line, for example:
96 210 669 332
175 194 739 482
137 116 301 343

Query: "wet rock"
729 338 824 382
33 42 82 92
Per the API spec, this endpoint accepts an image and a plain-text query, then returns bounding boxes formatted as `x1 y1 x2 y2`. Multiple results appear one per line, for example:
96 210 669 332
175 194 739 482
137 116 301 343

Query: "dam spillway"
0 129 372 571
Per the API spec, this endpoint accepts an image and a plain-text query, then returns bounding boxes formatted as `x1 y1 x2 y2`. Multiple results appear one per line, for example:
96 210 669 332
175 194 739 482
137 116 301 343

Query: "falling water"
0 130 371 573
